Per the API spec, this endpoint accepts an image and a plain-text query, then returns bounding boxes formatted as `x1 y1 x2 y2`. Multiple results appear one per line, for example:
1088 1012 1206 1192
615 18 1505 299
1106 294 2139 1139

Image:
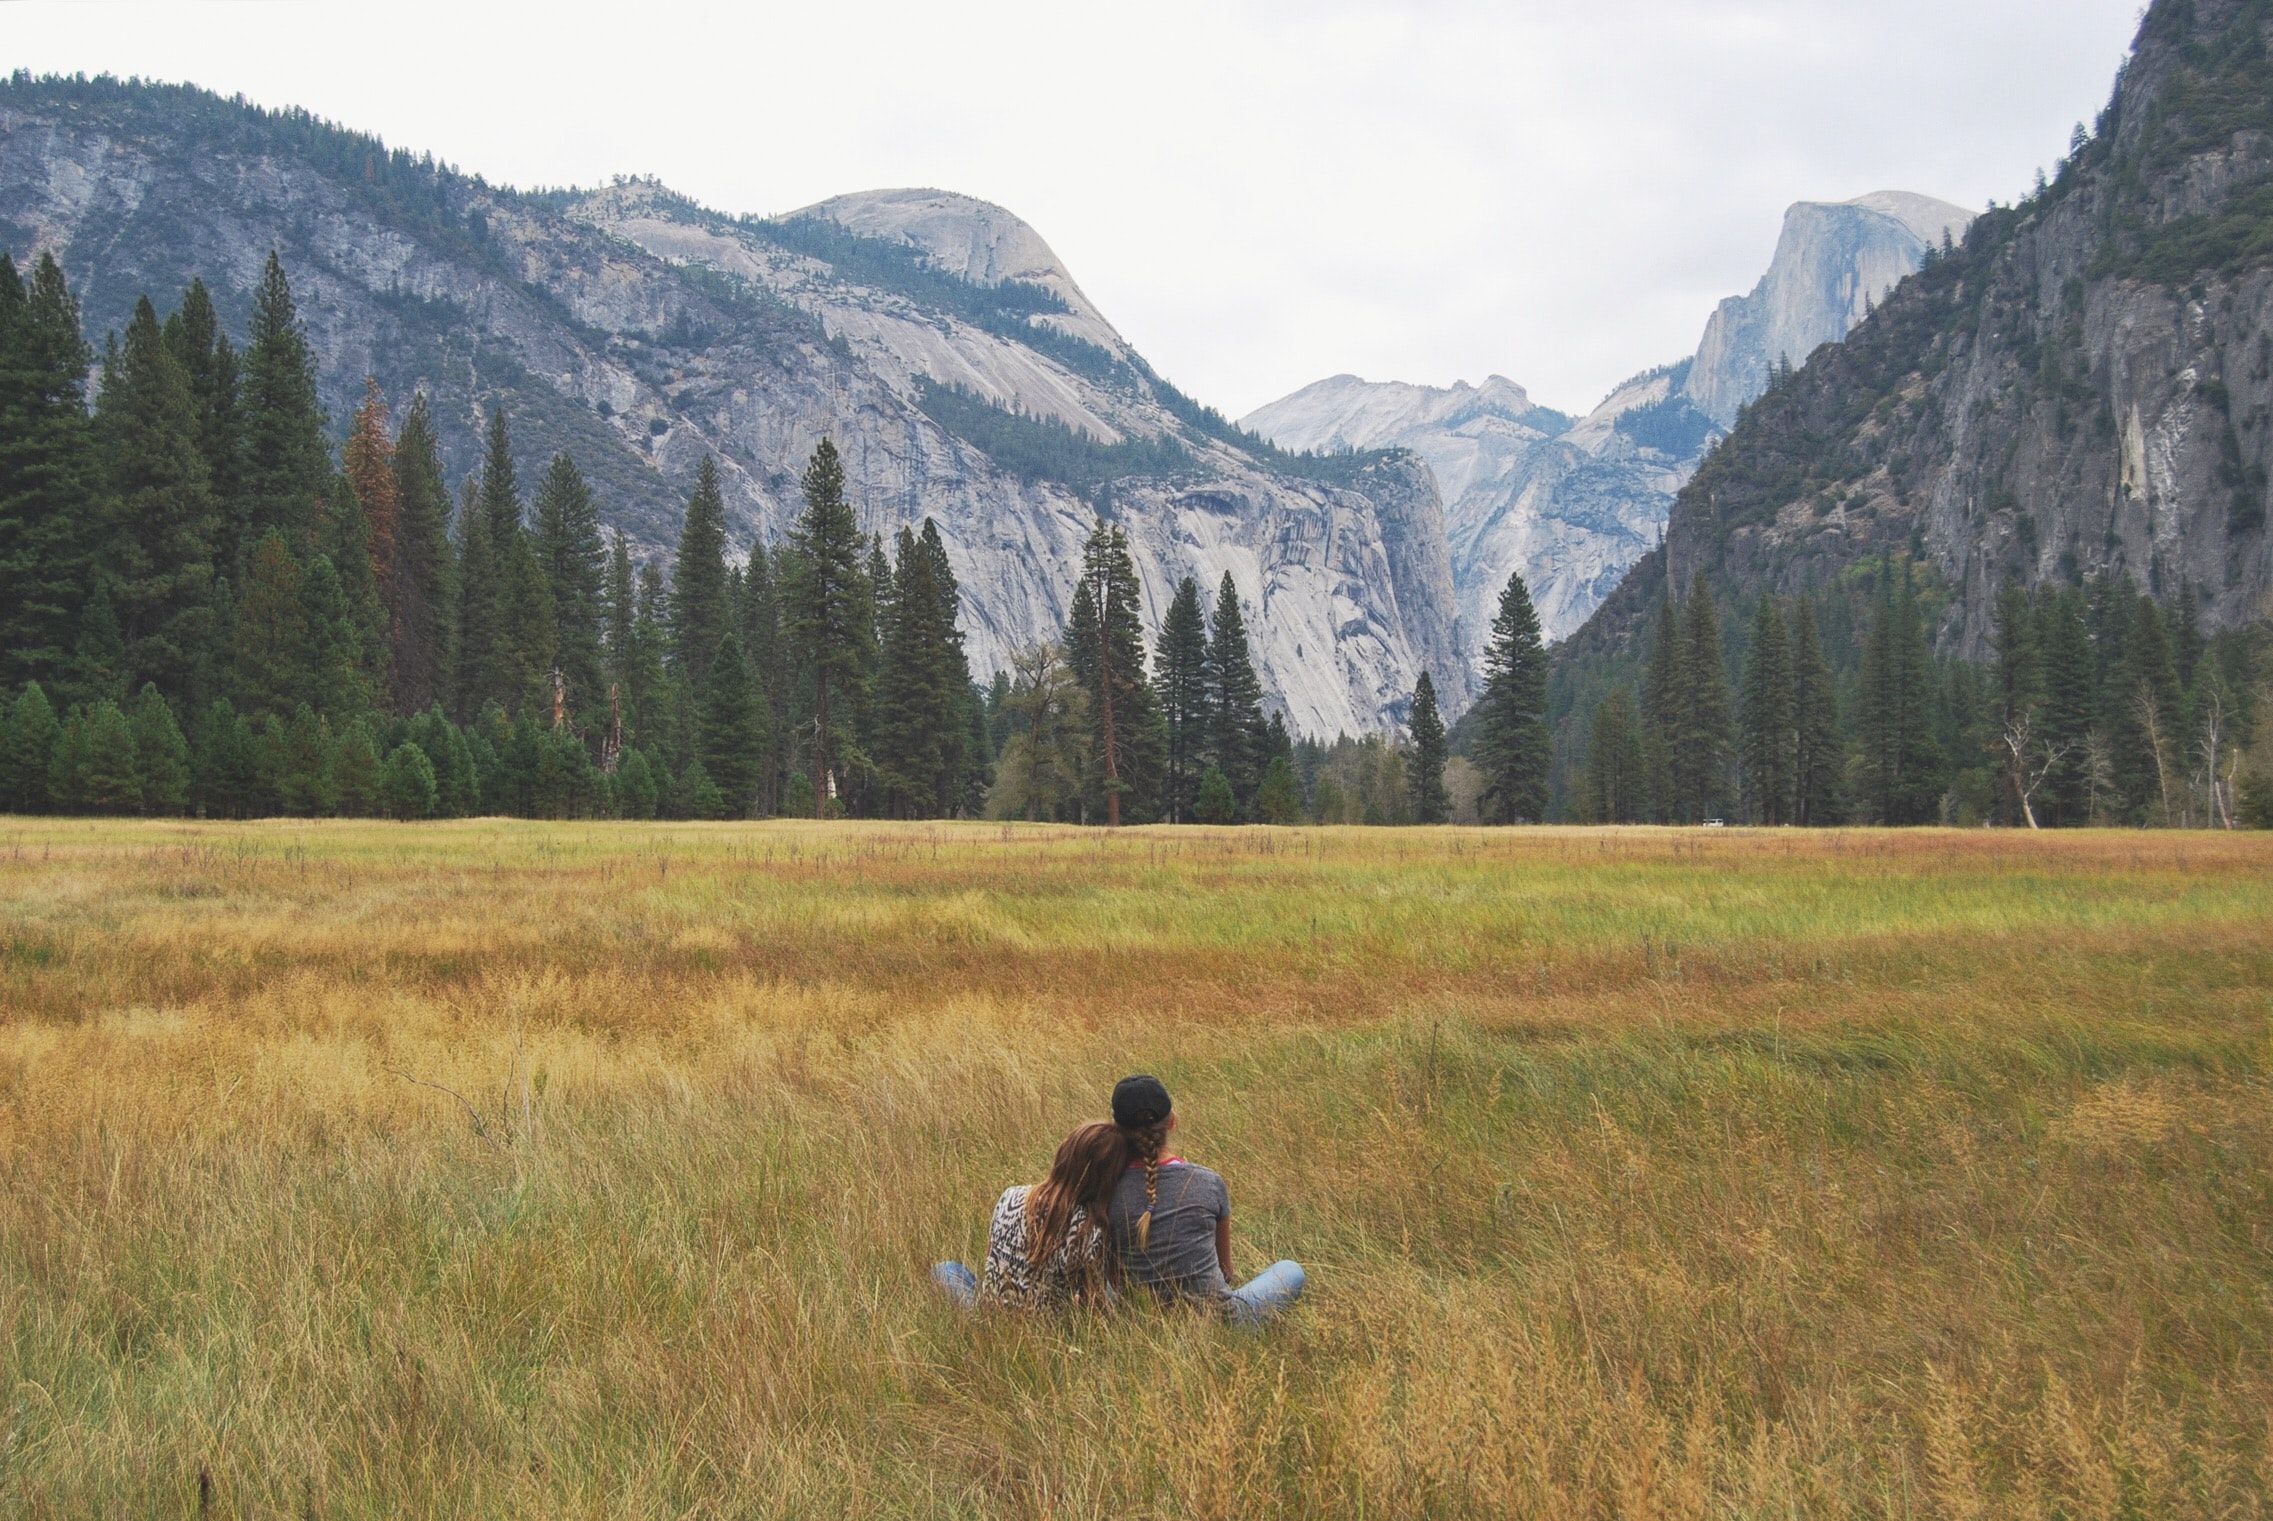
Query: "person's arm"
1216 1214 1233 1284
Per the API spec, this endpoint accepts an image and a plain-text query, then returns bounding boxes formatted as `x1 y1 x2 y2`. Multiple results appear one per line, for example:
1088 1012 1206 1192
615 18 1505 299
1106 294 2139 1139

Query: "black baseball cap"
1112 1074 1173 1128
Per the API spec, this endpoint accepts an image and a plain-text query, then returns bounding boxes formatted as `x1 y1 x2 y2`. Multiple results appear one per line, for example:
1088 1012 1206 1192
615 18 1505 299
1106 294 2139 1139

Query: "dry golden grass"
0 819 2267 1517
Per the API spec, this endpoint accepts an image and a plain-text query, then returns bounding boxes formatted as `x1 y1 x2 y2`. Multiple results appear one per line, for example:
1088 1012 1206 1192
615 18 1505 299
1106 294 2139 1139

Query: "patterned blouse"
980 1185 1106 1310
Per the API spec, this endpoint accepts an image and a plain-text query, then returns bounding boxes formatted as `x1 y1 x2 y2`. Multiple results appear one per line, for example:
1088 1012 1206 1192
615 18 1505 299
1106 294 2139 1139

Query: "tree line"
0 248 993 821
2 245 1509 827
1571 559 2269 828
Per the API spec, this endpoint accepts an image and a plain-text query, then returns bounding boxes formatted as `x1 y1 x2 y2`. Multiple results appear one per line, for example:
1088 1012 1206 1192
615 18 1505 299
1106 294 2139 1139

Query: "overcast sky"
10 1 2144 417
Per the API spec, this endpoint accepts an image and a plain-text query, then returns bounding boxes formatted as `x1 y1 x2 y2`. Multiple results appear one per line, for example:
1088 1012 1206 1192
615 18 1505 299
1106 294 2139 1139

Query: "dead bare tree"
2000 712 2074 830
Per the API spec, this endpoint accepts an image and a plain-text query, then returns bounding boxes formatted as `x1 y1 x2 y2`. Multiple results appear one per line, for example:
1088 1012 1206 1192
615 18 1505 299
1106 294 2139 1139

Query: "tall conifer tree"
1407 670 1450 824
387 393 453 716
1065 520 1163 825
1203 571 1267 814
1155 574 1208 823
535 453 608 729
237 253 330 552
873 520 972 817
0 253 99 692
95 295 217 704
785 440 870 817
698 629 768 816
1854 562 1945 824
671 455 734 703
1789 596 1842 825
1639 593 1680 823
1582 686 1646 823
1739 598 1795 824
162 278 240 538
1673 582 1734 822
1474 570 1550 822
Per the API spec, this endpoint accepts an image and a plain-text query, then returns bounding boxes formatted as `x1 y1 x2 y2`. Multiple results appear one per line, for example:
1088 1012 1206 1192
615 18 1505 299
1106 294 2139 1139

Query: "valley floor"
0 820 2267 1517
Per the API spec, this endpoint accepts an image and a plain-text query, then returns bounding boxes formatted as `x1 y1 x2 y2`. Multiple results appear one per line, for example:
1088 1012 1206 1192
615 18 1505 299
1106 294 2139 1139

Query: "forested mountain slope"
0 78 1466 733
1563 0 2273 672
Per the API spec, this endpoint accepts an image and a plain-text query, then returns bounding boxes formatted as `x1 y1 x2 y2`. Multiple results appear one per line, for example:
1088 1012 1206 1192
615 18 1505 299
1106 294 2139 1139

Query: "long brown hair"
1024 1121 1129 1267
1118 1117 1172 1251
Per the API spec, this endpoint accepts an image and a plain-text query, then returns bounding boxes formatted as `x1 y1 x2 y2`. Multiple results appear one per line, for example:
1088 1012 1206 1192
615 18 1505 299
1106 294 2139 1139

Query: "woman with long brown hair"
932 1121 1126 1310
1105 1074 1305 1326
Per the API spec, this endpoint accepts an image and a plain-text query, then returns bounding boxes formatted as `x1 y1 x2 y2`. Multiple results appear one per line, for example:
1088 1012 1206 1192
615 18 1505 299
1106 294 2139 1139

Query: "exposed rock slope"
1246 191 1965 656
1561 0 2273 667
1683 192 1976 426
1245 367 1710 647
0 80 1467 733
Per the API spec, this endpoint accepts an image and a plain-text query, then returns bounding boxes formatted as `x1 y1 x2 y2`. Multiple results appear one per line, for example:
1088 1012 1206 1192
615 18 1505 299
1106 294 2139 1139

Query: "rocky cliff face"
1683 192 1976 426
0 80 1468 734
1244 368 1709 649
1245 191 1966 658
1561 0 2273 666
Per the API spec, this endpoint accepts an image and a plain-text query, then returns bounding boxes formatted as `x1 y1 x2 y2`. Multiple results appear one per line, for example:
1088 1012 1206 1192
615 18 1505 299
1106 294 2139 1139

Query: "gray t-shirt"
1107 1161 1230 1302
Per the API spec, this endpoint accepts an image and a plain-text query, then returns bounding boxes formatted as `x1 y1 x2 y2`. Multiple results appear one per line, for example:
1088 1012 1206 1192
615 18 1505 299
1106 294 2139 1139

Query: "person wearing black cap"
1107 1074 1305 1326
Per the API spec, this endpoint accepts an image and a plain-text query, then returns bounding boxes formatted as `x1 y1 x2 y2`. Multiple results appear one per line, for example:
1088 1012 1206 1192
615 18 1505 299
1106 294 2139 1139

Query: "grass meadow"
0 819 2267 1518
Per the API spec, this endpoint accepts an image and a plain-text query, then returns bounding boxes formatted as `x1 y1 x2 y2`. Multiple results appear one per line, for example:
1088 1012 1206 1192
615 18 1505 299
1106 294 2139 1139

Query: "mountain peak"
791 187 1114 335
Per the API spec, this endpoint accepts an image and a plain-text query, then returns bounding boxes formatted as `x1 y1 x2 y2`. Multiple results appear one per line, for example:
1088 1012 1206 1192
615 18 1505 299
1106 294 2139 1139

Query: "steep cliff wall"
1563 0 2273 668
1683 192 1975 427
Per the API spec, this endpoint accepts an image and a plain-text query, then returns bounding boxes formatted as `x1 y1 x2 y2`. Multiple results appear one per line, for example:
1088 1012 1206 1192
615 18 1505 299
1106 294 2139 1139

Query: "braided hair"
1120 1117 1173 1251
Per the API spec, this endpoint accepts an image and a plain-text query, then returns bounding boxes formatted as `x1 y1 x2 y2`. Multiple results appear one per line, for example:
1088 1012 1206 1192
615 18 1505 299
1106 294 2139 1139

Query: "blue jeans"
933 1258 1306 1325
933 1260 978 1308
1227 1259 1306 1327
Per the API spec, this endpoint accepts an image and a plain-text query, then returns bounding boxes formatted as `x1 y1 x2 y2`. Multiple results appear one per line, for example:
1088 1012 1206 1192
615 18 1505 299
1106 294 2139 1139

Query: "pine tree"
302 553 370 717
1194 765 1237 824
534 453 609 730
699 630 769 817
1639 593 1681 822
274 704 334 816
46 706 88 813
330 718 384 817
1738 598 1795 824
321 466 389 709
1256 755 1303 824
1789 597 1842 826
78 700 141 814
1065 520 1164 824
344 380 398 619
232 530 309 718
1581 686 1646 823
615 747 659 820
873 520 971 816
1 682 61 812
1474 571 1551 823
2037 589 2097 827
1203 572 1268 814
671 455 734 702
387 393 454 716
478 410 556 714
94 295 218 705
1155 575 1209 822
193 698 261 818
1854 562 1945 824
451 472 494 722
128 683 190 815
73 578 127 708
786 441 871 817
1673 581 1734 822
0 253 100 693
162 277 240 540
238 252 330 551
1407 671 1450 823
379 741 439 819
